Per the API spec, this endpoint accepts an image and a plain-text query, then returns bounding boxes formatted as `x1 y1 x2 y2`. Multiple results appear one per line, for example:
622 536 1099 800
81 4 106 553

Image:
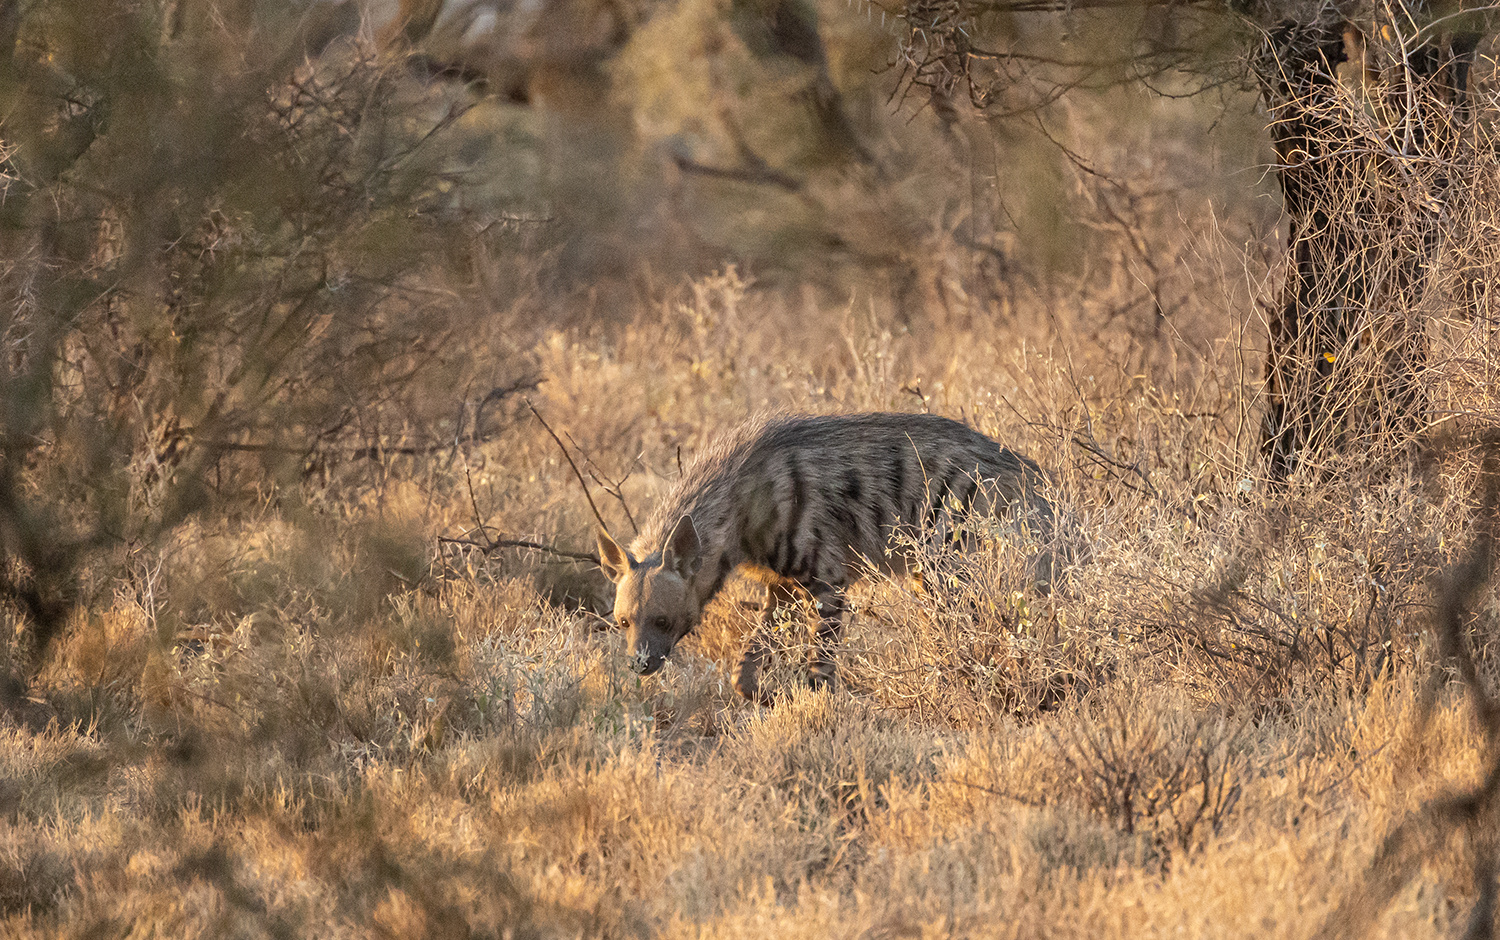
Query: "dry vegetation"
3 3 1500 938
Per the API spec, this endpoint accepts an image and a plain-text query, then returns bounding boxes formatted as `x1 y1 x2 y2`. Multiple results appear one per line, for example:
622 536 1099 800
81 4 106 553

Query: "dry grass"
2 260 1498 936
4 10 1500 940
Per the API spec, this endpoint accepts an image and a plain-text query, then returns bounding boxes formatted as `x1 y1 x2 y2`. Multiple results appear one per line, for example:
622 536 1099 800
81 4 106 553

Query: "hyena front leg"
806 582 848 692
734 582 799 704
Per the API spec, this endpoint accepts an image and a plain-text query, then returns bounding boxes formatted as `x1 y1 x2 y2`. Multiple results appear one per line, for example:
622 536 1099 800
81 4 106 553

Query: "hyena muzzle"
596 412 1059 703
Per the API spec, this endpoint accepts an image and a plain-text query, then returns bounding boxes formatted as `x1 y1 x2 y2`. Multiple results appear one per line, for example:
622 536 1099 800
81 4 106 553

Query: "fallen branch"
671 152 801 192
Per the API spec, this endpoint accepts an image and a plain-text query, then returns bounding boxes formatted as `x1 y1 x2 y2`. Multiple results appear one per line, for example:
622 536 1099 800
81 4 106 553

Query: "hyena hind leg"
733 581 800 705
806 585 848 693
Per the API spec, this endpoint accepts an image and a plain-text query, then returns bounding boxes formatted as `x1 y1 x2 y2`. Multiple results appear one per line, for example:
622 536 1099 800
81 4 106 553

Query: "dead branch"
469 377 543 445
670 152 802 192
563 429 639 535
437 535 600 565
524 399 611 536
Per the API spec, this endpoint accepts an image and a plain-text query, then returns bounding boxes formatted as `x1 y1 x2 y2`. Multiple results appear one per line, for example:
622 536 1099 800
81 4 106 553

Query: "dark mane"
632 413 781 557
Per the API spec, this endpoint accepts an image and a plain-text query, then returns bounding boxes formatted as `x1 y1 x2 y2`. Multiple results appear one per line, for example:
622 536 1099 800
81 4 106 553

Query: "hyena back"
596 412 1057 702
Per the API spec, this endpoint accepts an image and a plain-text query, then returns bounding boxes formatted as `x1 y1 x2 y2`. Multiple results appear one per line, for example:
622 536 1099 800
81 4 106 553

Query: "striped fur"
596 412 1057 702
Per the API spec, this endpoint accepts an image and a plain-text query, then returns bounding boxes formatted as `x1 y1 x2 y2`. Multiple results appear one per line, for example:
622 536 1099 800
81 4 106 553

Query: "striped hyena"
596 412 1057 702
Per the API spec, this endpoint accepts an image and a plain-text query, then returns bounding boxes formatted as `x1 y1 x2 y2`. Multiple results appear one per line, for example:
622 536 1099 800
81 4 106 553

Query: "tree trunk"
1255 15 1479 481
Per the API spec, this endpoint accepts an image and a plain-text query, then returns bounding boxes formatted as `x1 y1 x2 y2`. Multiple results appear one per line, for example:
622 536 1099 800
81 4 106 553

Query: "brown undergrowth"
4 9 1500 939
2 267 1498 936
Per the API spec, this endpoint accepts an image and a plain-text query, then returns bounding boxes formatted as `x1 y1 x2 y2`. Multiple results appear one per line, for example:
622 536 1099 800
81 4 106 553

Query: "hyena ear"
662 515 702 579
596 526 633 584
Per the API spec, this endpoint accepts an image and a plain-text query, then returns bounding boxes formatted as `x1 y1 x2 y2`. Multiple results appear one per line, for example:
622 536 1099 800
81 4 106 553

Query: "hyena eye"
652 616 670 632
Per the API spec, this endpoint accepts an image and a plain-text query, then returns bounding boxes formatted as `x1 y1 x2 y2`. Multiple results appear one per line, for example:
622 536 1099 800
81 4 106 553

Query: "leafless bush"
1312 442 1500 938
1247 18 1488 481
1153 477 1445 702
0 4 546 689
1053 691 1245 870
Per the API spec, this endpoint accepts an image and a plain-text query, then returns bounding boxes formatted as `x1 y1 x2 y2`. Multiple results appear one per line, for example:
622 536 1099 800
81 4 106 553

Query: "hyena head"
596 515 704 676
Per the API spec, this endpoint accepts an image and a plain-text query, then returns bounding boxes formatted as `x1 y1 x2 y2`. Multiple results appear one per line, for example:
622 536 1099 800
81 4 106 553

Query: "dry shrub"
846 523 1113 727
0 0 553 692
1051 687 1245 870
1133 470 1459 705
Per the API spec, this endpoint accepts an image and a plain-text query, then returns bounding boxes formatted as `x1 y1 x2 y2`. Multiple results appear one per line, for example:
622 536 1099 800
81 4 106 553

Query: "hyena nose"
628 649 658 675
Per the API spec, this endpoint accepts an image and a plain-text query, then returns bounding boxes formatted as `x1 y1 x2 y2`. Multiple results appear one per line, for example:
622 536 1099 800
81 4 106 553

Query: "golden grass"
7 8 1500 935
3 259 1498 938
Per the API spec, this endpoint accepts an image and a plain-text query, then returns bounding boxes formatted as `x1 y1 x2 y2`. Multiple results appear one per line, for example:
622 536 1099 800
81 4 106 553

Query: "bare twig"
1071 433 1159 500
587 468 639 535
463 464 494 551
471 376 543 444
438 535 599 565
524 398 610 536
564 429 639 535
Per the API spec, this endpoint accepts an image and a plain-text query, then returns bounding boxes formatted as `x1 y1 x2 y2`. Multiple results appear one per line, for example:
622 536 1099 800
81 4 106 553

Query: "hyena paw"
806 669 836 694
734 675 772 706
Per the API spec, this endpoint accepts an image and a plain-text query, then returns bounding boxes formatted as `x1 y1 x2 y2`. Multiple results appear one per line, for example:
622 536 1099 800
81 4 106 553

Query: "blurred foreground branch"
1314 441 1500 938
0 1 512 700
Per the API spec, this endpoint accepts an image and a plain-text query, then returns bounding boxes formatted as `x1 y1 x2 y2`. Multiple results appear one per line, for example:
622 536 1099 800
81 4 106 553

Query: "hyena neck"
640 440 760 613
688 542 740 612
639 502 740 613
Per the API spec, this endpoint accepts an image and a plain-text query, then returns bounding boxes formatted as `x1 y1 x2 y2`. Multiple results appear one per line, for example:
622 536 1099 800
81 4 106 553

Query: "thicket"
0 2 544 692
